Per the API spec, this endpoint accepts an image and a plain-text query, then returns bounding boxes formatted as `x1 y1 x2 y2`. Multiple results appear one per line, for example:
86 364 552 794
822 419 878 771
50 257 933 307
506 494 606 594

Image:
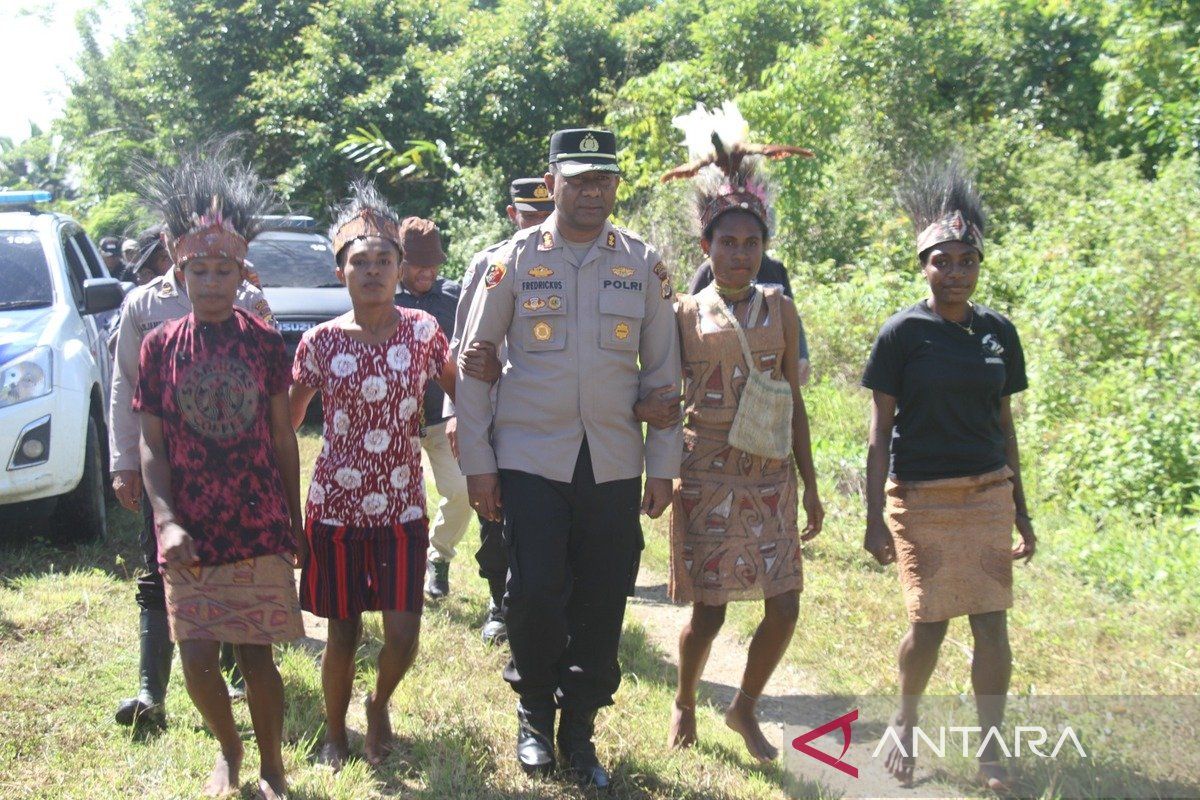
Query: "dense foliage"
5 0 1197 519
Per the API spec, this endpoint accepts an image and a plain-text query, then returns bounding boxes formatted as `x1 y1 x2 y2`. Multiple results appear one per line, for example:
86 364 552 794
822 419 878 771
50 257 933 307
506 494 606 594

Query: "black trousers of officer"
499 438 642 713
475 515 508 610
135 490 166 611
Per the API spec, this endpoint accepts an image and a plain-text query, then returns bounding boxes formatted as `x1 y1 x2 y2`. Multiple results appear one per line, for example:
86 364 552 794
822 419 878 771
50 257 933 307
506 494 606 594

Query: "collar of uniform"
541 215 620 252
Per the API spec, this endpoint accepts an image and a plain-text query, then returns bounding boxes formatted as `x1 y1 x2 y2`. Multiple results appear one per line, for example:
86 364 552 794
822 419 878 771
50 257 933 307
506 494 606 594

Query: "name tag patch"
603 279 642 291
521 280 563 291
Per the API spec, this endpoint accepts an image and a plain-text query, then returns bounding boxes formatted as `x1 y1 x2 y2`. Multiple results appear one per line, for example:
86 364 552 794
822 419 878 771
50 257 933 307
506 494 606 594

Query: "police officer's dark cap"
99 236 121 256
509 178 555 212
548 128 621 177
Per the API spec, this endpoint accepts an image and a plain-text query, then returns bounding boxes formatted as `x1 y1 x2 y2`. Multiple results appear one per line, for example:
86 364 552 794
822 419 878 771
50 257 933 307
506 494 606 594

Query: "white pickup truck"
0 192 126 540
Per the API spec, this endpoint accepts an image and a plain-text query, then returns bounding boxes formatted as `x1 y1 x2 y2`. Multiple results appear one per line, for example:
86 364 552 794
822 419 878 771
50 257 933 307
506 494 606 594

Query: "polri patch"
484 263 507 289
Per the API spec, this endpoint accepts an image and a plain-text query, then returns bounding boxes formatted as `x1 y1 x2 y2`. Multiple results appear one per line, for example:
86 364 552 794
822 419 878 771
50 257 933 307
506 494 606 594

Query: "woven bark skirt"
163 553 303 644
884 466 1015 623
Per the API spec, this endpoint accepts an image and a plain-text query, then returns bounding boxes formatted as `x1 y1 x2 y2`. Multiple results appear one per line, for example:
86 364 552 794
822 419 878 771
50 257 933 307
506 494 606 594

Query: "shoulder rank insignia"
607 231 616 248
611 266 635 278
538 231 554 251
522 296 546 312
484 262 507 289
157 280 176 298
528 265 554 278
533 321 553 341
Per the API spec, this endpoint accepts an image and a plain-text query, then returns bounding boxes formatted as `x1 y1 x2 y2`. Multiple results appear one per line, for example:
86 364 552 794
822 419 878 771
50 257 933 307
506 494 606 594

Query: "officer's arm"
108 301 143 474
456 254 516 475
640 255 684 480
442 252 486 418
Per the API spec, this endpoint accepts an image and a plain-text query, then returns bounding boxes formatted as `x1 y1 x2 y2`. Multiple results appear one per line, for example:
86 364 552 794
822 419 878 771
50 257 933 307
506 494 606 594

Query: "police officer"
110 241 275 728
456 129 682 787
444 177 554 645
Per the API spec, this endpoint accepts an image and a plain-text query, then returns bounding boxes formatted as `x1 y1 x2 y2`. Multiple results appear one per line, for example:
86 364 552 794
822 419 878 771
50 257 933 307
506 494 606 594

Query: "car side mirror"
82 278 126 315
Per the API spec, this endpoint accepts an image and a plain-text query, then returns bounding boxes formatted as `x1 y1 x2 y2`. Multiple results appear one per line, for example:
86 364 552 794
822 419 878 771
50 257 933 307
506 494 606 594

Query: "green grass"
1 409 1196 799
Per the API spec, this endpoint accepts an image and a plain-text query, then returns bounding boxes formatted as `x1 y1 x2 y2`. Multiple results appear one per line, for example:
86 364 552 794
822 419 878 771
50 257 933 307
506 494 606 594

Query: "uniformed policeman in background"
456 128 682 787
444 177 555 645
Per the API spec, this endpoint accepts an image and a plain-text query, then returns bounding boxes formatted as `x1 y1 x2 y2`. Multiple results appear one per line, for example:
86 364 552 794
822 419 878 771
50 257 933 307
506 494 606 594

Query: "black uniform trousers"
475 515 508 610
135 490 166 611
499 438 642 713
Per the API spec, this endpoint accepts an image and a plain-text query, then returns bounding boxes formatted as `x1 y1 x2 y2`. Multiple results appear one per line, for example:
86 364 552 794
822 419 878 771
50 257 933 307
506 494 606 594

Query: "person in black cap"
456 129 682 788
99 236 124 274
125 225 173 285
444 177 554 644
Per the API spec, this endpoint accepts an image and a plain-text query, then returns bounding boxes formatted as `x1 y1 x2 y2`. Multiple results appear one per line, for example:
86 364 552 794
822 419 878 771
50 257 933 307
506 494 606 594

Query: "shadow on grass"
0 499 144 583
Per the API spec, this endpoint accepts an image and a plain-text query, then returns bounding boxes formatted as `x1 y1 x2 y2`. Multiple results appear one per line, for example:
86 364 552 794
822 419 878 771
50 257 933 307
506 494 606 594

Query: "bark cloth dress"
669 286 802 605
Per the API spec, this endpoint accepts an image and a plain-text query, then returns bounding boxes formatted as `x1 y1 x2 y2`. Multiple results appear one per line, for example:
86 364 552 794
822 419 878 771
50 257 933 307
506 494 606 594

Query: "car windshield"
0 231 52 309
246 231 339 288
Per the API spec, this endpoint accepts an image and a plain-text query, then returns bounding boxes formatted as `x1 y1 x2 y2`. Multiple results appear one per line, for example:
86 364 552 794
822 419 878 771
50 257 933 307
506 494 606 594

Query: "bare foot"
884 715 916 786
724 697 778 762
315 737 350 772
364 693 394 766
668 702 698 749
978 761 1012 794
257 774 288 800
202 746 243 798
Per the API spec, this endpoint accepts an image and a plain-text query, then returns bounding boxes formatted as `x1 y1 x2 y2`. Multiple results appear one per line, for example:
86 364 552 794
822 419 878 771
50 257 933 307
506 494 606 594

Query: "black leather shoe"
481 603 508 646
557 708 610 789
425 559 450 599
516 702 555 776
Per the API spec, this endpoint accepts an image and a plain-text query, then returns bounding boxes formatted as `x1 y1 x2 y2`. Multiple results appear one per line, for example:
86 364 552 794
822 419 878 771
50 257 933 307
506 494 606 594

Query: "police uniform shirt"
456 214 683 484
108 269 275 473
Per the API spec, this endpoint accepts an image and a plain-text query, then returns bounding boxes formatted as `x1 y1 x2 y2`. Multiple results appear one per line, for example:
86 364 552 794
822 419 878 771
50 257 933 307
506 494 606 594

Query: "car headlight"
0 346 53 409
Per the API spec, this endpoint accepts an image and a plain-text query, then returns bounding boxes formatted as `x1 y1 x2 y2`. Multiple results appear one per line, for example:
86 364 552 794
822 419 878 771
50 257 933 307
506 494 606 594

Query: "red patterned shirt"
133 309 294 566
293 308 448 530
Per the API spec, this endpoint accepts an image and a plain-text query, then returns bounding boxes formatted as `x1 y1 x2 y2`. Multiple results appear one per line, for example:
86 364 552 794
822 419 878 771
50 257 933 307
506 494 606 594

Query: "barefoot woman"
289 182 454 769
862 157 1036 790
660 104 823 762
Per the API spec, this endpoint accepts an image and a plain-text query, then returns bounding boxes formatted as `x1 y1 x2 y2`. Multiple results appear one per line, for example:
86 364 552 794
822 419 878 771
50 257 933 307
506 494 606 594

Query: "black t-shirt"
861 300 1028 481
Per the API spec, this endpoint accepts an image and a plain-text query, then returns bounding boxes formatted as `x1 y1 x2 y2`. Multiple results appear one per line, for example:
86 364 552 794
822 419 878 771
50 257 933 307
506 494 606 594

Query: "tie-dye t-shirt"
292 308 448 532
134 308 294 566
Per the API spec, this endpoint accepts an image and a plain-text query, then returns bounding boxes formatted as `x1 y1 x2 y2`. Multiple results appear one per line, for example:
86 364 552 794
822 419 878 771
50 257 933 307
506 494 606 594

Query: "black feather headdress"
896 155 986 260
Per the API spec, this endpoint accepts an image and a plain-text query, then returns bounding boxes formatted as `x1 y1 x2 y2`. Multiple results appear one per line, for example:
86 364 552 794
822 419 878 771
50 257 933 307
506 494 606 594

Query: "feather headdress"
135 137 274 267
329 179 402 261
896 155 986 260
660 101 813 235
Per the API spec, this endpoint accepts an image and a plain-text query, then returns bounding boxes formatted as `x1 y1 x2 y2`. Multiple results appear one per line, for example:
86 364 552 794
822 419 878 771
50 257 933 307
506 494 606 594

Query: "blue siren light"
0 190 53 205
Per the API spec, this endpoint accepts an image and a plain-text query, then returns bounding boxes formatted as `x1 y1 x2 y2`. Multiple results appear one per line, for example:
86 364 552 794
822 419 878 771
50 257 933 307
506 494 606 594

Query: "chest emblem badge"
533 321 553 341
614 322 630 340
547 295 562 310
522 297 546 312
611 266 635 278
528 265 554 278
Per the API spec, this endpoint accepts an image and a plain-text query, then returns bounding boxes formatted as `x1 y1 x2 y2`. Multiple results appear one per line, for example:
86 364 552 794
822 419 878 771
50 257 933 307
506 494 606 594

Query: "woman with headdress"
134 142 303 800
660 102 824 762
861 157 1036 791
288 180 454 770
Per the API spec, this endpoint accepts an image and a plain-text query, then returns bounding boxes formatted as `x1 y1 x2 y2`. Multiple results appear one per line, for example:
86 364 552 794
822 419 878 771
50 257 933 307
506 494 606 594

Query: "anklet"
737 688 760 702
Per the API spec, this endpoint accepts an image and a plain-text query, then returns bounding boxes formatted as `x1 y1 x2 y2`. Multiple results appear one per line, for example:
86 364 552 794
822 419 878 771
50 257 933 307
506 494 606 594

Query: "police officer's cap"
509 178 555 212
548 128 621 177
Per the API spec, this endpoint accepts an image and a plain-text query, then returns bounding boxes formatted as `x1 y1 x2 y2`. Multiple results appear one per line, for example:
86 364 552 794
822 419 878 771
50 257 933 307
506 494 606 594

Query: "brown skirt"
885 466 1015 623
163 553 304 644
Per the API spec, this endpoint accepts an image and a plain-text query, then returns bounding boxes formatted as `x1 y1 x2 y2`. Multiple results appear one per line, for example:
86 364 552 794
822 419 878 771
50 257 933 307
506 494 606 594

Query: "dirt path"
626 569 962 799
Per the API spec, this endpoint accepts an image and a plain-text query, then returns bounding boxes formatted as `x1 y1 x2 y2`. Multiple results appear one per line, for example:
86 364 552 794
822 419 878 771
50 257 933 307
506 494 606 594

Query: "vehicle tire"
55 414 107 542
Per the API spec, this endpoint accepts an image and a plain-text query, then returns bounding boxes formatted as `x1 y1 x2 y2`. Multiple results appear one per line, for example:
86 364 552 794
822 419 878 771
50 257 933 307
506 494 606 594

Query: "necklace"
714 282 753 302
949 305 975 335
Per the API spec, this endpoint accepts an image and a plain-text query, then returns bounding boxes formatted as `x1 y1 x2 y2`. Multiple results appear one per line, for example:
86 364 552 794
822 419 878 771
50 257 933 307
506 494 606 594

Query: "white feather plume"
671 101 750 160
